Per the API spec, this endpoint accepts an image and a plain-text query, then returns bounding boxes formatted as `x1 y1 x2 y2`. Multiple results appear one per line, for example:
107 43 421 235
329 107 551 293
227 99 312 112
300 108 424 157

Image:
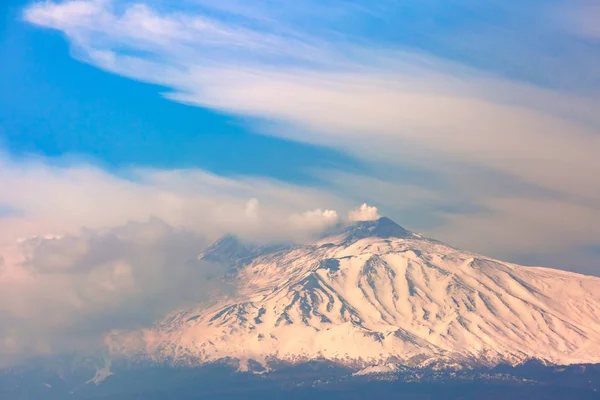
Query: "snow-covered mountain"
107 217 600 372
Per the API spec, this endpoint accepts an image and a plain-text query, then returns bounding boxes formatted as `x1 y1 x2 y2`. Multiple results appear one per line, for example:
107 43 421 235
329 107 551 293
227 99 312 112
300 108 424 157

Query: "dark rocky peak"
200 234 296 266
344 217 411 240
321 217 412 245
364 217 411 238
199 234 252 264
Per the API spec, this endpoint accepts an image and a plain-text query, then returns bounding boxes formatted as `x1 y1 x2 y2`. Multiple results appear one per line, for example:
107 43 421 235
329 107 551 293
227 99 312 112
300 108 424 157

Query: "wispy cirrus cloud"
5 0 600 364
22 0 600 253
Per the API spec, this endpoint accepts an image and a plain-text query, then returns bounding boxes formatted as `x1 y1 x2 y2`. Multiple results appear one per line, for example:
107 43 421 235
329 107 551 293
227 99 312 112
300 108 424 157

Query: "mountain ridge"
107 217 600 372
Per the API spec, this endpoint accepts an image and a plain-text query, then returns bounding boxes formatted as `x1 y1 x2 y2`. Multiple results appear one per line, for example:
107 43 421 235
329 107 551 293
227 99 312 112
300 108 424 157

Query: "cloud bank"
0 219 226 366
0 154 349 246
0 153 360 364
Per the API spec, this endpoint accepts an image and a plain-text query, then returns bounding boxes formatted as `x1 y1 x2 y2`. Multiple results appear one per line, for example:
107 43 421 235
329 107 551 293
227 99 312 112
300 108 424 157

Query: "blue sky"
0 0 599 273
1 0 600 364
0 0 361 183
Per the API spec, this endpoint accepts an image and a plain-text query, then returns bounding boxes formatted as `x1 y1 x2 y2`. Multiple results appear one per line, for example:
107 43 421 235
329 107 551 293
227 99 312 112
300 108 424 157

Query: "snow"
107 218 600 371
86 359 113 385
353 364 398 376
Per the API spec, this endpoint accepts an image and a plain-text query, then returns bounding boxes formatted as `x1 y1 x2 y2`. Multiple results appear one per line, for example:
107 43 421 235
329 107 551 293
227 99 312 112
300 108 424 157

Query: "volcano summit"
108 217 600 373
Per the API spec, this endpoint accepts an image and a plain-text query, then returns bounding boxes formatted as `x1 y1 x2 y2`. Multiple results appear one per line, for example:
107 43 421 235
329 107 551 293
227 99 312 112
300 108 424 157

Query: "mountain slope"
108 218 600 371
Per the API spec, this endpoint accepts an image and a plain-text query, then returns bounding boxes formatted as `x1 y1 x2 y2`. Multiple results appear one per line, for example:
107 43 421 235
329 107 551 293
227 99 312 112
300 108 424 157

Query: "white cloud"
21 1 600 207
24 0 104 28
244 197 260 219
0 219 228 365
289 208 338 233
348 203 380 222
432 196 600 256
0 154 349 246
